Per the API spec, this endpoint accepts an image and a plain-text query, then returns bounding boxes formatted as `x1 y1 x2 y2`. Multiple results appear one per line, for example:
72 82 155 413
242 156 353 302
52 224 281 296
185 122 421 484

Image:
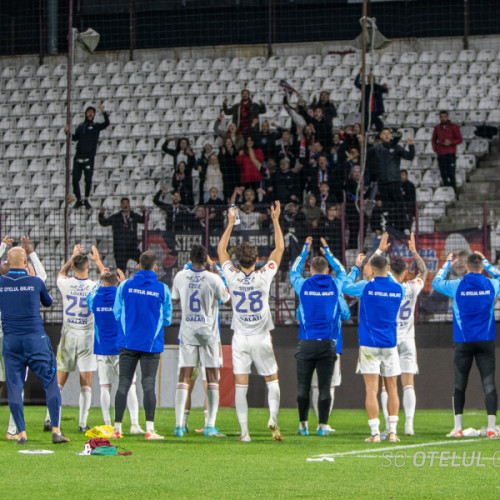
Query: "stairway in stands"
435 138 500 232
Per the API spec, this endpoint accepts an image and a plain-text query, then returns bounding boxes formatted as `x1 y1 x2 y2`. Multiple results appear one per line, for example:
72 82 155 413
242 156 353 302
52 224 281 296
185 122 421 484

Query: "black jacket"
371 142 415 184
98 210 144 252
153 191 191 231
72 112 110 158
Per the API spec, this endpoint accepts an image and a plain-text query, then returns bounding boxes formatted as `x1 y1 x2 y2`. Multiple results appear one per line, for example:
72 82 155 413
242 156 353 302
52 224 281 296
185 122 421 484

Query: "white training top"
222 260 277 336
57 276 96 334
172 268 230 346
397 277 425 342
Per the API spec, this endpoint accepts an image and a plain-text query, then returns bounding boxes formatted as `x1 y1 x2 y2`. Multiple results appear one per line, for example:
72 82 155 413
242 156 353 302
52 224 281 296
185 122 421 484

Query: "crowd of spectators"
146 80 459 259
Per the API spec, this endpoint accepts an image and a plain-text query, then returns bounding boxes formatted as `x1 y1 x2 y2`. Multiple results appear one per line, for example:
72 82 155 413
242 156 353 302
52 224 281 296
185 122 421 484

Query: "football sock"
146 421 155 433
266 380 280 422
79 386 92 428
403 385 416 429
114 422 122 433
388 415 399 435
183 410 190 428
127 382 140 426
454 414 463 431
204 410 208 427
311 386 319 420
175 383 189 428
206 382 220 427
487 414 496 430
100 385 112 425
299 421 308 431
235 384 249 435
368 418 380 436
329 387 335 415
380 387 389 429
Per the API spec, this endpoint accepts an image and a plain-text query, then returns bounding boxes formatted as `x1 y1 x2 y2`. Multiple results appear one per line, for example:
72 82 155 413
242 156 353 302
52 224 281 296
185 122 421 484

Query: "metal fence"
0 199 495 325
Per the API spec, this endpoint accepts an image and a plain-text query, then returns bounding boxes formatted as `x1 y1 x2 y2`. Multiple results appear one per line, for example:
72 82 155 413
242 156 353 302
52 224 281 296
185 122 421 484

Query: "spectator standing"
239 201 267 231
99 198 146 274
318 204 343 259
431 110 463 199
301 194 322 243
196 143 214 204
202 153 224 203
172 161 194 206
400 170 416 234
219 138 239 202
153 189 191 232
162 137 197 171
275 129 298 166
214 118 244 152
311 91 337 123
354 73 388 133
271 158 301 205
112 250 172 440
372 128 415 231
236 135 264 192
204 187 225 232
65 104 110 209
250 119 279 161
223 89 266 135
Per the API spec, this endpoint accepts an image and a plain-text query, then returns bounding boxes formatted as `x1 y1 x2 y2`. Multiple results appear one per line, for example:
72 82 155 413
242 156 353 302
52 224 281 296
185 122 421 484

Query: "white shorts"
0 338 5 382
232 332 278 377
96 354 138 386
356 346 401 377
311 355 341 388
179 342 220 369
397 337 419 375
56 329 97 373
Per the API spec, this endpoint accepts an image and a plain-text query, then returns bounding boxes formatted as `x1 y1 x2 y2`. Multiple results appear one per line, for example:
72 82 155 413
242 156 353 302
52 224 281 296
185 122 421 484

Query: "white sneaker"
145 430 164 440
446 429 464 438
317 425 336 433
238 432 251 442
130 425 145 435
404 426 415 436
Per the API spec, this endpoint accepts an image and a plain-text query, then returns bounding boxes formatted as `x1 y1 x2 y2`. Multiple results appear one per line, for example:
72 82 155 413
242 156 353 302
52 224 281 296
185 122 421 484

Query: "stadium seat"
384 112 405 128
285 55 303 69
332 65 351 78
458 49 476 62
96 86 114 100
22 143 42 159
467 110 487 126
236 68 256 81
274 68 293 81
211 58 230 70
175 95 194 108
199 69 219 83
478 74 497 86
189 82 207 95
35 64 52 77
137 97 155 112
487 109 500 123
171 83 189 96
419 75 438 87
447 86 467 99
152 85 171 99
158 59 176 72
429 63 448 76
433 187 455 203
192 58 212 71
399 52 418 64
468 62 487 76
182 69 201 83
88 62 105 75
397 99 416 112
416 187 434 202
247 80 264 94
438 50 457 63
145 72 163 85
123 60 141 73
478 97 497 110
128 72 145 85
390 64 410 77
266 56 284 69
448 62 468 75
111 124 130 139
163 70 182 83
477 49 497 62
117 139 136 154
227 80 245 94
176 58 195 71
468 138 489 154
301 54 320 69
118 98 136 112
229 57 248 70
38 128 56 142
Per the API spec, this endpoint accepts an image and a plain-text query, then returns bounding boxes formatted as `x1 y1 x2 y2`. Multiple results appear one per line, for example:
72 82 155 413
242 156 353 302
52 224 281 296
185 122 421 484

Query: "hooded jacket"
114 270 172 353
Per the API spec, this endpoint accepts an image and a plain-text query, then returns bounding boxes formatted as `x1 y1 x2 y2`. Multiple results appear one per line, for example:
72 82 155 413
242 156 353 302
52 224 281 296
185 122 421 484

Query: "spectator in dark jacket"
219 138 239 202
431 110 463 198
271 158 302 205
250 119 279 160
204 187 225 233
306 108 333 150
275 129 298 166
354 73 388 133
371 128 415 231
65 104 110 209
162 137 196 171
401 169 416 233
172 161 194 206
318 204 343 259
223 89 266 135
98 197 146 273
311 91 337 122
153 189 191 232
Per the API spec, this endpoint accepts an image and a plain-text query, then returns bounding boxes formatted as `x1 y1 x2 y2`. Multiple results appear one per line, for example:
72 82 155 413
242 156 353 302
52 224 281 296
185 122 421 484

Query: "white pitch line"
310 438 486 459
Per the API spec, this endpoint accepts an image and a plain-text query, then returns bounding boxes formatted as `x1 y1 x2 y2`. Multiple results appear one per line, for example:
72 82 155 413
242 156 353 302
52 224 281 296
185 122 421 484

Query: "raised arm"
0 234 13 259
58 244 83 279
342 253 368 297
89 245 106 274
217 205 237 265
162 284 173 326
98 208 112 227
320 236 347 287
408 232 428 283
432 253 460 298
268 201 285 267
290 236 311 295
22 236 47 282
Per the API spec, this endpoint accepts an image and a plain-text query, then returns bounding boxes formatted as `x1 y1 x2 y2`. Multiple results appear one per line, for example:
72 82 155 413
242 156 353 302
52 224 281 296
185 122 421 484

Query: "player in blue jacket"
433 251 499 438
0 246 69 445
290 236 347 436
112 250 172 440
343 242 405 443
87 269 143 435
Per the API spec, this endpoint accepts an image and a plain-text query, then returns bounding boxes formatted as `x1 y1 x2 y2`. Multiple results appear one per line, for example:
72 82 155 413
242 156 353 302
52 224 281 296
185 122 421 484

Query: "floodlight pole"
463 0 470 50
64 0 74 263
358 0 368 251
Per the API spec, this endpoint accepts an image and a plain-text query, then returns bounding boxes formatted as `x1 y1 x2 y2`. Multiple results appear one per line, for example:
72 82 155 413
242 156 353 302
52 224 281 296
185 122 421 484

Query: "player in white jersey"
0 235 49 439
218 201 285 442
172 244 231 438
380 233 428 437
45 244 105 433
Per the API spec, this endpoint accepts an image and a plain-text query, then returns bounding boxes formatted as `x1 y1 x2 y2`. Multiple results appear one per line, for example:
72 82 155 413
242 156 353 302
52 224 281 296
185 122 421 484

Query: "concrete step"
470 168 500 181
477 160 500 169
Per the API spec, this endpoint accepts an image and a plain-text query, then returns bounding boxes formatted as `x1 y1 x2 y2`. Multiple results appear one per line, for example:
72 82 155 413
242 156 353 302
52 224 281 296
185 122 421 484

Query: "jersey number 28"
233 291 263 313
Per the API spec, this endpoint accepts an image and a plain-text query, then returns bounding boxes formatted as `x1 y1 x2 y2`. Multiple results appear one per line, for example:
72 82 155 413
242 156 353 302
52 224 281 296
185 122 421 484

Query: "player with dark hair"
218 201 285 442
172 244 230 438
433 251 499 438
343 235 405 442
87 269 144 435
290 236 347 436
65 104 110 209
379 233 428 437
112 250 172 440
47 244 104 433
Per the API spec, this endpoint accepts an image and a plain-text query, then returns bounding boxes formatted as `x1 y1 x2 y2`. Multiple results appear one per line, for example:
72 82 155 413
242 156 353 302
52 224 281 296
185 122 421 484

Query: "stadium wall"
6 323 499 411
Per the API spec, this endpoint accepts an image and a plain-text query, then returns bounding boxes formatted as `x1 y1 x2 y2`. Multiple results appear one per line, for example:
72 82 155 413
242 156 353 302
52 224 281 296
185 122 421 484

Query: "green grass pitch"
0 407 498 499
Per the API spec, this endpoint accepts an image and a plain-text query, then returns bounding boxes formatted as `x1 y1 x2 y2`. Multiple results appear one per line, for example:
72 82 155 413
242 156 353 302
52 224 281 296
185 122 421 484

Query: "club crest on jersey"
268 262 275 270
